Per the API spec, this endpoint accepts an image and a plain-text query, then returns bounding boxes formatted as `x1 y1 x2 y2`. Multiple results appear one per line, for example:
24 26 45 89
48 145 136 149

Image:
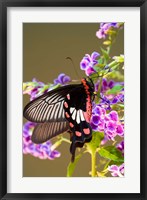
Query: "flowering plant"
23 22 124 177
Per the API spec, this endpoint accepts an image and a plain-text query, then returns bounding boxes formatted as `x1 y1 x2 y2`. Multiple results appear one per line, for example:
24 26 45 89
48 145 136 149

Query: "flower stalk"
91 150 97 177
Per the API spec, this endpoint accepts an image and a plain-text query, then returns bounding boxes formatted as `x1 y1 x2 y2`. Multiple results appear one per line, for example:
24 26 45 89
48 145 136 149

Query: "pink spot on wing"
67 94 70 100
69 122 74 128
83 128 90 135
64 102 68 108
75 131 82 137
65 112 70 118
83 111 90 123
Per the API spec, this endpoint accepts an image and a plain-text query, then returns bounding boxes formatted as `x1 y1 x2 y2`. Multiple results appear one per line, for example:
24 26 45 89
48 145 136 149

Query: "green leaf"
98 146 124 162
67 154 82 177
108 160 124 166
101 47 110 63
93 65 102 72
103 159 124 170
107 85 123 95
86 132 104 152
110 63 120 71
98 58 103 64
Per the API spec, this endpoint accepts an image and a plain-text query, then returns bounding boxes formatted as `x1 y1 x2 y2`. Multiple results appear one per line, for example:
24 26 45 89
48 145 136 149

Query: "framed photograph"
0 0 146 199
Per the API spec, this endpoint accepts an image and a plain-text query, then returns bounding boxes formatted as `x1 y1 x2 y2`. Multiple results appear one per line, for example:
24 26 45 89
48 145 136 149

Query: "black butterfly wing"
23 84 80 123
31 121 69 144
63 86 93 161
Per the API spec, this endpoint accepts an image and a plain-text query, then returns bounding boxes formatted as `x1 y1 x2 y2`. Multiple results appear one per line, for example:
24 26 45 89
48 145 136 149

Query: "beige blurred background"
23 23 124 177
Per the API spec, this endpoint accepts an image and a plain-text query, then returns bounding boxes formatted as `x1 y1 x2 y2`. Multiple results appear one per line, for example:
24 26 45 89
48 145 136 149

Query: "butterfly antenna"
66 57 80 80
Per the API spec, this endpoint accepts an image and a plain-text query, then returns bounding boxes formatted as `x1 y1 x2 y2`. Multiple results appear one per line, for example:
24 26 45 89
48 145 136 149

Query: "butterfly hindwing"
63 84 93 161
63 86 92 143
31 121 69 144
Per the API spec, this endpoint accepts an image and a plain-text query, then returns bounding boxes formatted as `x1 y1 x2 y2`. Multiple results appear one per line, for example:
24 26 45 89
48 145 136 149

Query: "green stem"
51 137 70 151
107 45 111 55
61 137 71 144
91 151 96 177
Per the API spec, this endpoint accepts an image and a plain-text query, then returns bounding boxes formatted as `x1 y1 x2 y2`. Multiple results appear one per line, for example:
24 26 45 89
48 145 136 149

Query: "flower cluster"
95 78 115 93
99 92 124 110
23 78 48 101
80 52 100 76
94 78 124 110
96 23 119 39
91 105 124 140
23 74 71 101
108 163 124 177
23 122 61 160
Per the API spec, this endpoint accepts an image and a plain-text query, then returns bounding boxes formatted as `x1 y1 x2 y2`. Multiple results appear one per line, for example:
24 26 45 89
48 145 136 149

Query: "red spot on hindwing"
65 112 70 118
75 131 82 137
64 102 68 108
69 122 74 128
83 128 90 135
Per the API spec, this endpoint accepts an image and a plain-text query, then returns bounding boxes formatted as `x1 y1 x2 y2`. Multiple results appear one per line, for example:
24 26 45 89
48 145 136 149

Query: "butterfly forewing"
23 84 80 123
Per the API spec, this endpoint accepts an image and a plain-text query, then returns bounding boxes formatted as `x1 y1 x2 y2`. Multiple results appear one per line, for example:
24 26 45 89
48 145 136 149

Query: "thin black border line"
1 0 146 7
0 0 146 200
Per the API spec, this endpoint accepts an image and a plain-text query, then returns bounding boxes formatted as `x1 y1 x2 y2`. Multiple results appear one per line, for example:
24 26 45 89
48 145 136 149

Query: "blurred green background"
23 23 124 177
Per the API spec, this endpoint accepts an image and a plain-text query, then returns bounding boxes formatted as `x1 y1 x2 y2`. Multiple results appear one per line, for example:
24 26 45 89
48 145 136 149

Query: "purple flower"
80 52 100 76
85 67 96 76
108 163 124 177
91 105 124 141
91 115 100 125
116 141 124 155
97 80 124 109
106 120 117 132
109 111 119 121
98 94 112 110
23 122 61 160
112 93 124 104
54 73 71 85
93 105 106 116
100 136 108 145
116 124 124 136
96 23 119 39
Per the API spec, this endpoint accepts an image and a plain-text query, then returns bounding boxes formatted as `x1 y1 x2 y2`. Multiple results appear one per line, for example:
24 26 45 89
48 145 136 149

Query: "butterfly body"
23 78 94 162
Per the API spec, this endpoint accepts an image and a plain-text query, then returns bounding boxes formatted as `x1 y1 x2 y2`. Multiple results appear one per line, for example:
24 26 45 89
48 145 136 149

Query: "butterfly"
23 78 95 162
